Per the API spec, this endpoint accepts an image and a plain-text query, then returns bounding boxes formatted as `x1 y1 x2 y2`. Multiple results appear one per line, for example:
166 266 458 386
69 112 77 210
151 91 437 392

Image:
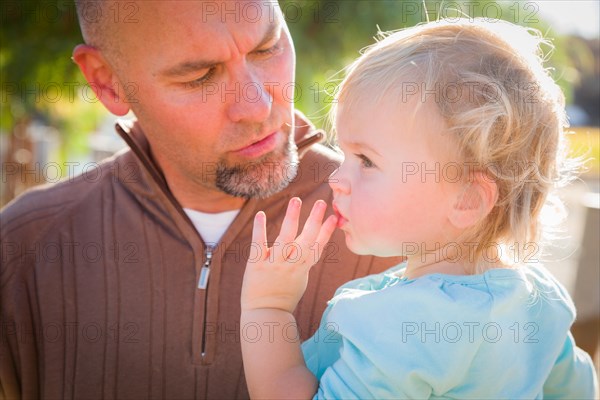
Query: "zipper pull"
198 245 213 290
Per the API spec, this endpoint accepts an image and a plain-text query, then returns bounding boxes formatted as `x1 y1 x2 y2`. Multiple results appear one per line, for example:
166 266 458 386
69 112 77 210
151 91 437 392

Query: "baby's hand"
241 198 338 314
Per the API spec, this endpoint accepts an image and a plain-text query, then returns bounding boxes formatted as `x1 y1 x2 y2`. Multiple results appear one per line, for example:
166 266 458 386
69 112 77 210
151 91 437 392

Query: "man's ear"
448 172 498 229
72 44 130 116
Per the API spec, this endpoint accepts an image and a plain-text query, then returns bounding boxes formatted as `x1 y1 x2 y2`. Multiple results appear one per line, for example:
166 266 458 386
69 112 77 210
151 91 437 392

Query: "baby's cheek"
358 209 391 241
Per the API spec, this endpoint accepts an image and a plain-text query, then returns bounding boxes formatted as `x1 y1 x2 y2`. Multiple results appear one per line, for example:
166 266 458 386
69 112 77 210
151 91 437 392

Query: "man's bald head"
75 0 107 47
74 0 125 67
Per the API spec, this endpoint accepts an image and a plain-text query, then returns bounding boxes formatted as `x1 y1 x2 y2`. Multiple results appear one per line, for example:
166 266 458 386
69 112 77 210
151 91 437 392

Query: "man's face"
110 1 297 199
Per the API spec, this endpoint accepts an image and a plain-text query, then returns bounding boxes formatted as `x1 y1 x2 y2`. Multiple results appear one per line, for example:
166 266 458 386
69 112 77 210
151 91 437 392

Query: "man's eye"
254 44 281 57
183 68 215 89
355 154 375 169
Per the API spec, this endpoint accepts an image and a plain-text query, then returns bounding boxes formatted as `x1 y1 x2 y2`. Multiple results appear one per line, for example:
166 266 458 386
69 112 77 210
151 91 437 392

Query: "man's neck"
167 174 246 213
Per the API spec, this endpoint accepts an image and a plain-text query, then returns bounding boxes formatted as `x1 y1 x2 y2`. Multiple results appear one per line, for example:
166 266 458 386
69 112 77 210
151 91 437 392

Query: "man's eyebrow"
158 21 282 79
253 19 281 50
159 59 221 79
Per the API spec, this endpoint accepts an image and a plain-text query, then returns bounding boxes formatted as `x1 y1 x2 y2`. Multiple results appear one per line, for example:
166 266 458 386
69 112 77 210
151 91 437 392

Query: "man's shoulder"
301 141 342 168
293 142 342 193
1 151 132 238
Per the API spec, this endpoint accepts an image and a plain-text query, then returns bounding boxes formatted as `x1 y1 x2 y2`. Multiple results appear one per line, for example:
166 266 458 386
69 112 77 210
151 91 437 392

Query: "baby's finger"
276 197 302 244
250 211 268 262
297 200 327 245
313 214 338 260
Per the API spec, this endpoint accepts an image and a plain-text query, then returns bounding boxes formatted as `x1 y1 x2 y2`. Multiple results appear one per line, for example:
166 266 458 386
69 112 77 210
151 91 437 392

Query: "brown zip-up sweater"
1 117 401 399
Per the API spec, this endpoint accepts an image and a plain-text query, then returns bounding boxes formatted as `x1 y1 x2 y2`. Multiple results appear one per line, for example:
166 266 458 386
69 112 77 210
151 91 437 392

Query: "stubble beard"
214 135 299 199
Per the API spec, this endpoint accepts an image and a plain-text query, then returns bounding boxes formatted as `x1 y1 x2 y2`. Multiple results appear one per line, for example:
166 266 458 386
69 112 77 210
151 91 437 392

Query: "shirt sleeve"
543 332 599 399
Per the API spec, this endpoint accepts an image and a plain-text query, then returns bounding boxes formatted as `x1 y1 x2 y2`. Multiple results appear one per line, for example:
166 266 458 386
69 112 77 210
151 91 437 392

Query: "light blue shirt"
302 263 598 399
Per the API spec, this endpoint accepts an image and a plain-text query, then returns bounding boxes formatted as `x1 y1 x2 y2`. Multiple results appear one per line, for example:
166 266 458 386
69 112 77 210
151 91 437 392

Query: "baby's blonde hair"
333 18 575 267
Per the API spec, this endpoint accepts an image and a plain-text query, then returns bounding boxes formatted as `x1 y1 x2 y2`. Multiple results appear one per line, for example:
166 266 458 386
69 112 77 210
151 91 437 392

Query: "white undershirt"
183 208 241 246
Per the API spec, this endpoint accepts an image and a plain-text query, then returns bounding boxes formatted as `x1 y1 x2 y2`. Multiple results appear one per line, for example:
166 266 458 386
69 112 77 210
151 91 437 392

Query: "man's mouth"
232 131 279 158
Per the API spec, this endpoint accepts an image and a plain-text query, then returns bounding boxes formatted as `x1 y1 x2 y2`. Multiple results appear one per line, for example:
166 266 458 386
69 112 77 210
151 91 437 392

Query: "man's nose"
226 67 272 123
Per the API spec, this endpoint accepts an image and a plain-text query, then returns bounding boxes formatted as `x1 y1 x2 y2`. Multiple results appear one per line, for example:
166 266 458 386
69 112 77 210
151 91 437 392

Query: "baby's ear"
448 172 498 229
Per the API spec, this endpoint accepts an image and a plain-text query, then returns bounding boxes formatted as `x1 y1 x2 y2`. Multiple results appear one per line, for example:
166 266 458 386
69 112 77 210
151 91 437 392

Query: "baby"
240 18 598 399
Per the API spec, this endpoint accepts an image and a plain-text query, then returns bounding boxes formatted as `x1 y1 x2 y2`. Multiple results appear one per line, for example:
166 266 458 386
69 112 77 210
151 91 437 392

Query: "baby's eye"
355 153 376 169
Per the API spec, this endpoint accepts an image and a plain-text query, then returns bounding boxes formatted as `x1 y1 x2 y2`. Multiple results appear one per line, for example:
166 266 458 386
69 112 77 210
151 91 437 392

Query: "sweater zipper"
198 245 213 290
198 245 213 358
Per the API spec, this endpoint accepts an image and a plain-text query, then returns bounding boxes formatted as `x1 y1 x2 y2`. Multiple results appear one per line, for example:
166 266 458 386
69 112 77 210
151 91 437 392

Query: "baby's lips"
332 203 348 228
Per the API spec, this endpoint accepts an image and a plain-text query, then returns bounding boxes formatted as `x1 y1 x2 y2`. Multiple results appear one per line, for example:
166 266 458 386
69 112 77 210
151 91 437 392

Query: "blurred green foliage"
1 0 106 158
1 1 81 125
0 0 580 148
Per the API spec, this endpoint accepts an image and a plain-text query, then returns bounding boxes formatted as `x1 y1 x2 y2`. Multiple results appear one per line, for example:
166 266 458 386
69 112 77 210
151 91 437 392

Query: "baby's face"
329 95 462 258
